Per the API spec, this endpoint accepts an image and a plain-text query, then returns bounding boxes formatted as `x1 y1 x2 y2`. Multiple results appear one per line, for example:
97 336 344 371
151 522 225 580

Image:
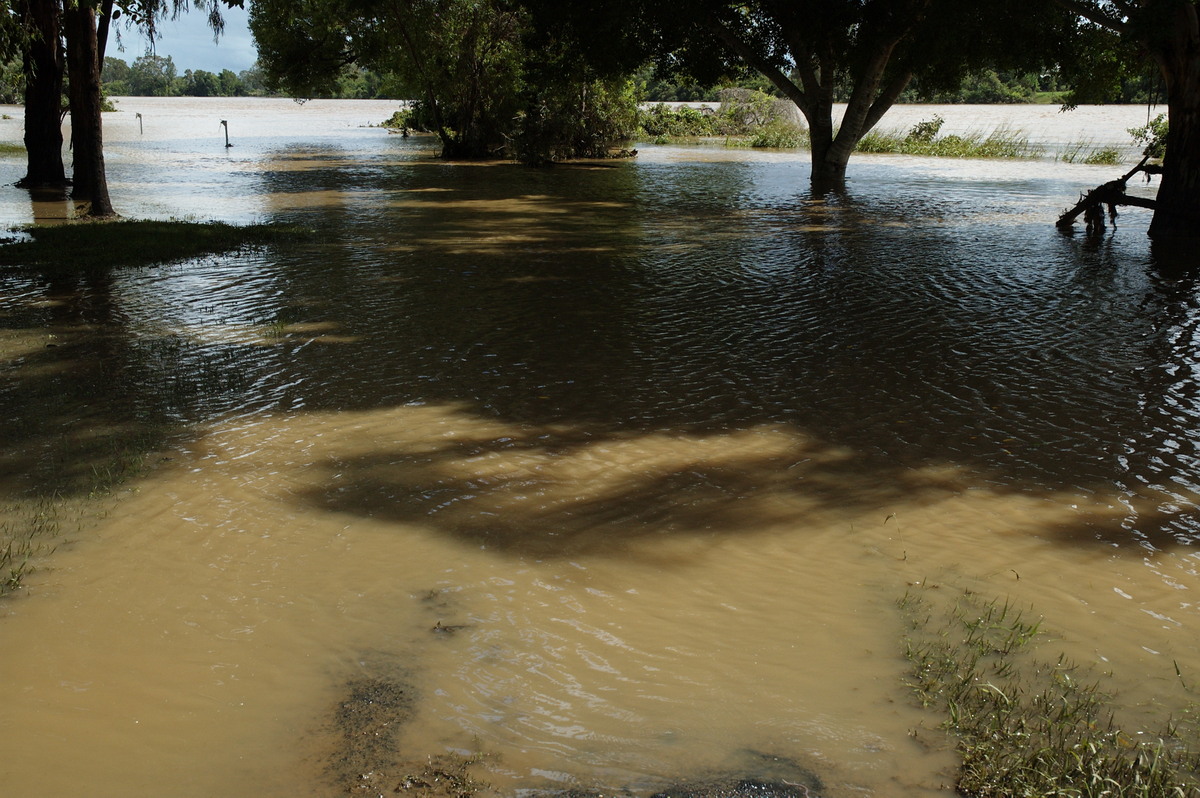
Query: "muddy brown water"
1 99 1198 797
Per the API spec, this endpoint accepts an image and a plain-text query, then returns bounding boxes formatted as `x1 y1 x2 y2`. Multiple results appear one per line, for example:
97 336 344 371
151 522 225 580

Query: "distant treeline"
1 54 1161 106
97 54 394 99
640 65 1163 106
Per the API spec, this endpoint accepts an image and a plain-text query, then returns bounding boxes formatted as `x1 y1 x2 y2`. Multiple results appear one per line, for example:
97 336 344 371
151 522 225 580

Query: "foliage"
637 89 801 146
250 0 637 162
907 70 1039 104
1058 139 1124 164
125 51 180 96
526 0 1075 182
900 587 1200 798
0 57 22 103
1129 112 1169 159
638 104 721 139
514 74 640 163
855 117 1043 159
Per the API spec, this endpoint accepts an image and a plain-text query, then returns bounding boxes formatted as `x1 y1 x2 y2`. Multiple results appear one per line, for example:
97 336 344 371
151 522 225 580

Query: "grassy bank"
640 104 1129 163
900 586 1200 796
0 219 308 271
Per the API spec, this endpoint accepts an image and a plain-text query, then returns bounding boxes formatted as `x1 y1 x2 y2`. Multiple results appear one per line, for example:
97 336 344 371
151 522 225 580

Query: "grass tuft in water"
0 219 310 271
899 587 1200 797
1 497 63 597
1058 139 1124 165
1 428 177 597
857 115 1043 159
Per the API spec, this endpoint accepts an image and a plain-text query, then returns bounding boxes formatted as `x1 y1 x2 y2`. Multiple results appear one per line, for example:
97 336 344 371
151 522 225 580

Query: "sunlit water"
1 98 1198 797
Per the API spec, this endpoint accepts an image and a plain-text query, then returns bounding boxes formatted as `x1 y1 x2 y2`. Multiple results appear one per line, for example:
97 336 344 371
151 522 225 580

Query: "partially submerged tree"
249 0 637 161
1055 0 1200 239
64 0 116 216
5 0 238 216
529 0 1071 186
12 0 67 188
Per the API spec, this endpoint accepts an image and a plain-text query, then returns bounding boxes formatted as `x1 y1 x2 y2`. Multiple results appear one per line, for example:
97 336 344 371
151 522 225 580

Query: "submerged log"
1056 156 1159 234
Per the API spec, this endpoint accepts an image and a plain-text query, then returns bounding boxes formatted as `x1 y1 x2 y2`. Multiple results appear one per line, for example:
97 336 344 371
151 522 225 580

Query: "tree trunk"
62 2 116 218
16 0 67 189
1144 0 1200 239
1148 69 1200 237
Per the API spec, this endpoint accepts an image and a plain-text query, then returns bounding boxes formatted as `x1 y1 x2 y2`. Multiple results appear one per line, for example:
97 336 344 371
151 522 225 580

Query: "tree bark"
16 0 67 189
1146 0 1200 239
62 2 116 217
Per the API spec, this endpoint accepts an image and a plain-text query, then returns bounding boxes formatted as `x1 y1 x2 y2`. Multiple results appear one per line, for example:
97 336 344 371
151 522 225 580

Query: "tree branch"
1053 0 1127 32
861 68 915 135
705 14 812 119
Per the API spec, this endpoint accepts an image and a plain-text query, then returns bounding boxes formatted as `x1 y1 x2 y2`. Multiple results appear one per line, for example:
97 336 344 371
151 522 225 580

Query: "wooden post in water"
220 120 232 148
136 112 142 135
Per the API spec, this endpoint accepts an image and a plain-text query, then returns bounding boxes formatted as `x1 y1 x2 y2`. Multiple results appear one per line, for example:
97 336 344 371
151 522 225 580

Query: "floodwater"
1 98 1197 797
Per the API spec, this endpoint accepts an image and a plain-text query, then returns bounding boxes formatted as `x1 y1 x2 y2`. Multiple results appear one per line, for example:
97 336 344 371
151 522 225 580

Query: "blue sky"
109 4 258 74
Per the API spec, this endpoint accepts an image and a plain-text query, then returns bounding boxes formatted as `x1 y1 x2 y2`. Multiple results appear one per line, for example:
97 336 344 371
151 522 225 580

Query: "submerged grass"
0 427 179 598
0 219 309 271
1058 139 1124 165
857 115 1043 159
1 497 61 596
899 587 1200 797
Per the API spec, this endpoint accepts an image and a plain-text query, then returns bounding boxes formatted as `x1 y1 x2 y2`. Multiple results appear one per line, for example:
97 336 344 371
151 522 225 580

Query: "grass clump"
900 587 1200 797
1059 140 1124 165
0 219 308 271
1 498 61 597
1 426 177 598
0 141 25 155
857 115 1043 159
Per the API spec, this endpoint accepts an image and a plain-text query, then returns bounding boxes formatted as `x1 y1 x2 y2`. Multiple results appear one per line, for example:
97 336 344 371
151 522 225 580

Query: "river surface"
1 98 1198 797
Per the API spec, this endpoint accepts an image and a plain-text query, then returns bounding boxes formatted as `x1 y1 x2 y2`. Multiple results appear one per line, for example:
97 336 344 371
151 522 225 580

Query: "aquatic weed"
856 121 1043 159
899 587 1200 797
1059 139 1124 165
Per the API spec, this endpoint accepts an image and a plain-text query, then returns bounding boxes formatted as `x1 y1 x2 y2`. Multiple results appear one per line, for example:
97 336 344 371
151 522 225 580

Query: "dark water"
2 101 1200 797
6 135 1193 544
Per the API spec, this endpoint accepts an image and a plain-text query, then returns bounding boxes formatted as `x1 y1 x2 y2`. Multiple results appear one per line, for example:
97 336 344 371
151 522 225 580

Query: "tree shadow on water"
298 420 988 560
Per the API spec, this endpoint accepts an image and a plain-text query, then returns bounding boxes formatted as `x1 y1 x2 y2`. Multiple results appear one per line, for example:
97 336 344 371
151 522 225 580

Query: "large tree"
529 0 1071 186
1056 0 1200 239
64 0 115 215
7 0 238 216
249 0 637 161
12 0 67 188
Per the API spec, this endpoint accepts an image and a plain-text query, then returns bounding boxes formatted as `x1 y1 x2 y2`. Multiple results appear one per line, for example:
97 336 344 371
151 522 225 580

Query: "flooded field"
1 98 1197 797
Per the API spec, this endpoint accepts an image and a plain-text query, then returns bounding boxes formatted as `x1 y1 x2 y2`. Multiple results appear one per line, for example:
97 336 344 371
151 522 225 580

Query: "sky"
109 4 259 74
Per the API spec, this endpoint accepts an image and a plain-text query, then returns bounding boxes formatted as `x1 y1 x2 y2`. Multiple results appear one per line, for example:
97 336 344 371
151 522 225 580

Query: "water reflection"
5 126 1200 797
4 144 1196 545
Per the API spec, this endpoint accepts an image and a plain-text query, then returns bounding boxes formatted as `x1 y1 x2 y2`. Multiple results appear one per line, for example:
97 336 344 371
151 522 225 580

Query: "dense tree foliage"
248 0 638 161
527 0 1074 185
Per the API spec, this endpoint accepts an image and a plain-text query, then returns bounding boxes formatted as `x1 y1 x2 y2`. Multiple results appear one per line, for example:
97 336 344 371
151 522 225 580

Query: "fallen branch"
1056 155 1159 234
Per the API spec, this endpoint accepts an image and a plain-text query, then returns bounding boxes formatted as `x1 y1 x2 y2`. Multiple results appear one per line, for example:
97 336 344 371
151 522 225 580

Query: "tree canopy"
249 0 639 161
526 0 1074 184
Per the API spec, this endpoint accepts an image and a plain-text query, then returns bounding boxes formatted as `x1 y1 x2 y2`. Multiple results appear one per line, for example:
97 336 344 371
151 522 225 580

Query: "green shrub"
1129 113 1168 160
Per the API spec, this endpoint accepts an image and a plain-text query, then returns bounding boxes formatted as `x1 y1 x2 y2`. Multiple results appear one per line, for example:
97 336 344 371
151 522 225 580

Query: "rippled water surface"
1 99 1199 797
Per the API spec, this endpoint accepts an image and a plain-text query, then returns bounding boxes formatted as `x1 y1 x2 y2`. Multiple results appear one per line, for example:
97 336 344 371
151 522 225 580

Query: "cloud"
110 4 258 74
